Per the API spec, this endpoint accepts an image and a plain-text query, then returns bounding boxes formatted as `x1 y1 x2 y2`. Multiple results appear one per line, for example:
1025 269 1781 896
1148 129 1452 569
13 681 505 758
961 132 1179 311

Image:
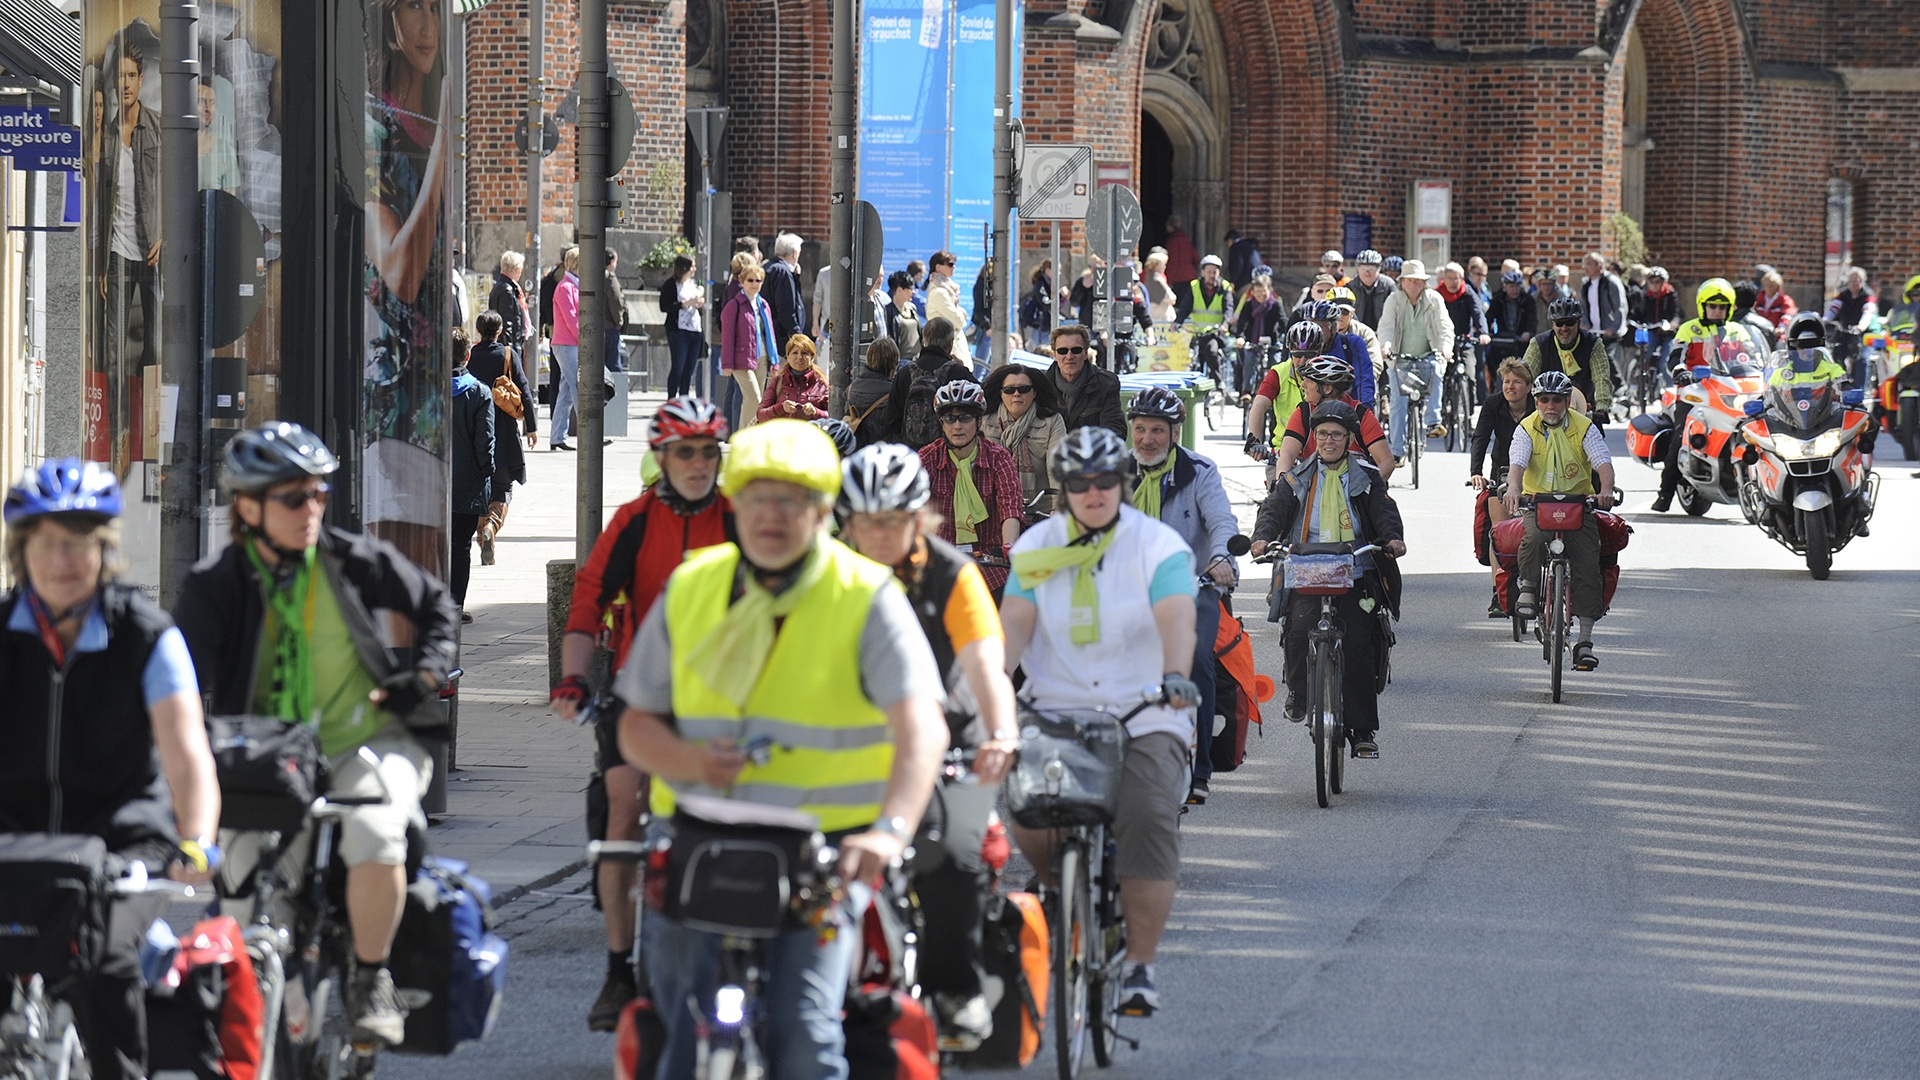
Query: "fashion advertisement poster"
83 0 285 585
362 0 451 574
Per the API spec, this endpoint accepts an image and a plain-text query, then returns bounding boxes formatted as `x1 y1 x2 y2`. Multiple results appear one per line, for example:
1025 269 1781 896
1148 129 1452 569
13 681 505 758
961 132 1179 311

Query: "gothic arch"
1139 0 1231 260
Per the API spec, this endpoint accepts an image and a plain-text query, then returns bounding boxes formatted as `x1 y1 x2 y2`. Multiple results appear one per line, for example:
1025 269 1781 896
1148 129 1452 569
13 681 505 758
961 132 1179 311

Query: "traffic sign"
1019 144 1093 220
1083 184 1142 260
605 78 637 175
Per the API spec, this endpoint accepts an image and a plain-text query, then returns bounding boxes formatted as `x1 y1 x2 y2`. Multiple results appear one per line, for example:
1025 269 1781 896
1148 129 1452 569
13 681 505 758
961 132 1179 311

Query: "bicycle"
1187 327 1231 431
1264 542 1380 807
1517 495 1598 704
1237 336 1275 438
1391 356 1429 489
1442 340 1475 453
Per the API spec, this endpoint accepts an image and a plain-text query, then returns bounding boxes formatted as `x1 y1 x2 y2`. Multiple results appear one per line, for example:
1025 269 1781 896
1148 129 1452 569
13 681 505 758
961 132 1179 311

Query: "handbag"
1003 707 1129 829
206 715 325 834
491 348 525 420
653 794 827 938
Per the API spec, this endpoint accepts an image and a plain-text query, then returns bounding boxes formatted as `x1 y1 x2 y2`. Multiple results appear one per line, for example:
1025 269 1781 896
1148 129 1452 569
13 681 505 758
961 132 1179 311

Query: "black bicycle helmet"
1297 354 1356 391
1785 310 1826 350
221 422 339 494
1547 297 1584 324
1284 321 1326 356
1306 400 1363 440
1531 371 1576 398
838 444 931 516
933 379 988 416
1048 427 1130 485
1125 386 1186 426
811 417 857 458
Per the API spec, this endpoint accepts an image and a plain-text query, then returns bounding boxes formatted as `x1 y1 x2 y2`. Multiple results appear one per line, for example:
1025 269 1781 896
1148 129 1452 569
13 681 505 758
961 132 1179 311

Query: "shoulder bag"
491 348 525 420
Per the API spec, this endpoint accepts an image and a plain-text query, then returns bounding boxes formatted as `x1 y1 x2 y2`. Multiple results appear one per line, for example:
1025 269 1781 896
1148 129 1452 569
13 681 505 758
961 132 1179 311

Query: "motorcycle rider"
1733 280 1780 354
1769 312 1850 388
174 422 460 1049
1524 297 1614 424
1882 275 1920 338
837 443 1017 1051
0 460 221 1080
1125 388 1241 806
1503 372 1617 672
1244 321 1323 461
1269 355 1397 480
1176 254 1234 383
553 396 733 1030
1651 278 1764 512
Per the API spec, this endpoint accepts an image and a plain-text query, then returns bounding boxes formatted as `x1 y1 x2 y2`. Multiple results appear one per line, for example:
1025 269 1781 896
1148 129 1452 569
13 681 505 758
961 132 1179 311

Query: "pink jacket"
721 290 773 373
553 272 580 346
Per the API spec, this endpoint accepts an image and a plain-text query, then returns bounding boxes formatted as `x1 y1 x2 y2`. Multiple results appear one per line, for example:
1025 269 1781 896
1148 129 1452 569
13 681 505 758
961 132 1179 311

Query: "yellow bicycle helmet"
720 419 841 499
1903 273 1920 301
1696 277 1736 312
1327 285 1357 310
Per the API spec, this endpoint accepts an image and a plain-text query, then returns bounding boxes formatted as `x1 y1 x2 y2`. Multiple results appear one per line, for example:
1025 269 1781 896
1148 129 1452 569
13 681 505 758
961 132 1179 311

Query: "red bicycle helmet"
649 395 729 446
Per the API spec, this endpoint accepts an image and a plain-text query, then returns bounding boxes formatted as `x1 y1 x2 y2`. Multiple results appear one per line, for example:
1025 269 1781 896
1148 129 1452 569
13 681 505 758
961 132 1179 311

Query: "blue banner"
860 0 950 284
947 0 998 305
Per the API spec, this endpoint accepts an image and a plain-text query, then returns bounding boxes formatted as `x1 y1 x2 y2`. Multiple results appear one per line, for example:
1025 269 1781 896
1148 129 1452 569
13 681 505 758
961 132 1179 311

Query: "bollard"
548 559 577 689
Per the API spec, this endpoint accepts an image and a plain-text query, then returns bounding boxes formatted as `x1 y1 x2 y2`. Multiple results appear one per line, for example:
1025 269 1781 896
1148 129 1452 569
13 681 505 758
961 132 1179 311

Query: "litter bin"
604 370 630 437
1119 372 1213 450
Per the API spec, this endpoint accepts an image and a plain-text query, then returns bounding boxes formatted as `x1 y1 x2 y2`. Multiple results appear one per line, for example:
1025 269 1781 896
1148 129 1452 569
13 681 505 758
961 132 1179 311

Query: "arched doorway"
1621 29 1647 228
1138 0 1228 265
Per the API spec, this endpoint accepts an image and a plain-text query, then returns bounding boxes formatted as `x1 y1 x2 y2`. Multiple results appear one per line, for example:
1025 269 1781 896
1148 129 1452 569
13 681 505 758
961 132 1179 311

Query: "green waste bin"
1119 377 1213 450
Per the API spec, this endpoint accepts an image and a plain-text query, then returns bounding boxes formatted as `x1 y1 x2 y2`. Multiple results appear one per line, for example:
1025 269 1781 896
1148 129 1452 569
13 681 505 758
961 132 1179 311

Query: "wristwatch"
869 816 910 840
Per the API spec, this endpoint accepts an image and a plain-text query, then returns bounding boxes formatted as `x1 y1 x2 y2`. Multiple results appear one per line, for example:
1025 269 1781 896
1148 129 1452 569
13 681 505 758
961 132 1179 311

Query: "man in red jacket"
552 396 734 1030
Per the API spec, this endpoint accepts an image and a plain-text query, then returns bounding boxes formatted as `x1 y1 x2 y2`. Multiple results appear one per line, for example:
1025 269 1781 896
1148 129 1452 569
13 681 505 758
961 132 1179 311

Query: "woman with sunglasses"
1001 426 1202 1019
174 422 460 1050
982 363 1067 518
552 395 734 1030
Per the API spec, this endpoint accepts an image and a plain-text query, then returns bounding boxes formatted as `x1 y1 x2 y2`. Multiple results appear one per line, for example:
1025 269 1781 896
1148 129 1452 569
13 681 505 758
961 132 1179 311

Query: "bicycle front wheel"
1326 641 1346 795
1311 638 1334 808
1053 843 1090 1080
1549 560 1568 703
1409 427 1422 489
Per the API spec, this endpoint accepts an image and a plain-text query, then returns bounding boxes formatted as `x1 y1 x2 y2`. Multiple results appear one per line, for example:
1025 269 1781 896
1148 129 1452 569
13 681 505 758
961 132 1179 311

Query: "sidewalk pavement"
433 380 1276 907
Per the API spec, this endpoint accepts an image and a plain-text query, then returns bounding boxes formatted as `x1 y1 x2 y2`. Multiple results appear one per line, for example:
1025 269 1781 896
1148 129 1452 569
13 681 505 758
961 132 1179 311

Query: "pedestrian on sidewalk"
552 396 733 1031
661 254 705 397
550 246 582 450
448 329 494 619
604 249 628 373
721 255 775 431
488 249 530 355
754 335 829 424
465 310 535 563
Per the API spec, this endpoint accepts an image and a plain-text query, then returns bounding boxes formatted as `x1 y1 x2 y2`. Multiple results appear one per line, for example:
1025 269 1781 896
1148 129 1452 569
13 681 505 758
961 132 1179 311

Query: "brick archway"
1627 0 1750 288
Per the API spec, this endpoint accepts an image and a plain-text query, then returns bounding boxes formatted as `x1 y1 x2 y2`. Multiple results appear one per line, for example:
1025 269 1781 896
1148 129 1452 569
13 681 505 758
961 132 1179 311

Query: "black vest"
902 537 978 747
1531 329 1601 404
0 584 176 849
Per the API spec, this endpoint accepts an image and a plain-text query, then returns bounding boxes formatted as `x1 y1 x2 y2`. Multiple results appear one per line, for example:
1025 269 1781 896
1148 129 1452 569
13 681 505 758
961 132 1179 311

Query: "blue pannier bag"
390 857 508 1055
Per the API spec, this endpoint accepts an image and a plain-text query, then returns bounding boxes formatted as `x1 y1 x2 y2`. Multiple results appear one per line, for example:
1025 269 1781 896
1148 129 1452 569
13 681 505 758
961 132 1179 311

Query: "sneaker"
1487 597 1505 619
346 964 408 1048
478 525 496 566
1117 964 1159 1017
1351 739 1380 759
1649 491 1673 512
1284 689 1306 723
934 992 993 1051
459 610 473 624
1426 423 1447 439
1186 778 1210 805
587 967 638 1033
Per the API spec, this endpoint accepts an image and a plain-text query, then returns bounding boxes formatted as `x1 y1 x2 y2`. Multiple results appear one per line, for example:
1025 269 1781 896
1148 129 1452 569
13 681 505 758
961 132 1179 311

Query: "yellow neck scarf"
683 543 829 710
1133 452 1175 520
1555 338 1583 377
1011 516 1119 644
949 442 987 544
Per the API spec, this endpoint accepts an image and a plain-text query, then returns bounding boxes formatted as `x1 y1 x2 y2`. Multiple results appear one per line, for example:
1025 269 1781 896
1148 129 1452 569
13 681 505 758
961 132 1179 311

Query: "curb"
489 858 591 909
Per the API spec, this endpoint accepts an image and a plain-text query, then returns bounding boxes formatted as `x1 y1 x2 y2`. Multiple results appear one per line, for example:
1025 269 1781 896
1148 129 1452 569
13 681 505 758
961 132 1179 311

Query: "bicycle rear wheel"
1549 561 1567 703
1053 843 1090 1080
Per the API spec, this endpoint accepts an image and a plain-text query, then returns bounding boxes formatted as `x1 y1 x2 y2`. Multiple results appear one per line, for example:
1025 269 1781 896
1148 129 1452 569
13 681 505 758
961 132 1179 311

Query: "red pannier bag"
1491 516 1525 615
145 916 265 1080
1472 488 1492 566
1596 510 1631 615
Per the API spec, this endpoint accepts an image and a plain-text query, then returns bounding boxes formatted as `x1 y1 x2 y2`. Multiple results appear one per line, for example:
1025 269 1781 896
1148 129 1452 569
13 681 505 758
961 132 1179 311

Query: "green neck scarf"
949 441 988 545
1011 516 1119 644
245 541 317 726
1133 451 1176 520
684 543 829 710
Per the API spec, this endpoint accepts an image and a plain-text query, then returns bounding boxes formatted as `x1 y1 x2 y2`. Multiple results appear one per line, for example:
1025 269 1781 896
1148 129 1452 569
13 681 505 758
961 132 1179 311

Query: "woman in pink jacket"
550 246 582 449
755 335 829 423
720 254 775 429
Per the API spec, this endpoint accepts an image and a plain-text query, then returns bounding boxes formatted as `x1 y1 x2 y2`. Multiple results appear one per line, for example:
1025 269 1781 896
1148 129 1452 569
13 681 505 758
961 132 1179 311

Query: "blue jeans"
605 327 627 372
1389 352 1440 458
551 344 579 445
645 893 863 1080
1189 586 1223 782
666 327 703 397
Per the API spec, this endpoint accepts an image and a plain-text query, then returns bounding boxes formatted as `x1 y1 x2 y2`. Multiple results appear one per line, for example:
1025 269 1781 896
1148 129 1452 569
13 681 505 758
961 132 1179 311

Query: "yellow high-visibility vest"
1519 409 1597 497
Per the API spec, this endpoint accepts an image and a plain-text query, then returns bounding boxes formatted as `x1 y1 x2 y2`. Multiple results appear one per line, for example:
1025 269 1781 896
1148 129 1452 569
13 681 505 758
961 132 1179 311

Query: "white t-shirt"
676 279 702 333
110 143 139 262
1005 505 1197 742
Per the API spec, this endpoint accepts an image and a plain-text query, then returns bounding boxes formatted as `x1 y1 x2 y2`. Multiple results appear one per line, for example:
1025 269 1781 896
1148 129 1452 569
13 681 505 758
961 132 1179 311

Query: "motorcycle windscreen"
1685 329 1764 379
1767 381 1841 433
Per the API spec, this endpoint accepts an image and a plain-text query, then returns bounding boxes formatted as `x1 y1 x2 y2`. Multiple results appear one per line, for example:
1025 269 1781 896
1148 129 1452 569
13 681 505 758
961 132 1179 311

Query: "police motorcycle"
1625 331 1766 515
1735 375 1878 580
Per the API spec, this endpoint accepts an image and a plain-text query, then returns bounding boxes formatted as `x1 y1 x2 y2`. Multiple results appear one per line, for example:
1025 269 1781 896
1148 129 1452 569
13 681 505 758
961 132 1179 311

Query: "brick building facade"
460 0 1920 311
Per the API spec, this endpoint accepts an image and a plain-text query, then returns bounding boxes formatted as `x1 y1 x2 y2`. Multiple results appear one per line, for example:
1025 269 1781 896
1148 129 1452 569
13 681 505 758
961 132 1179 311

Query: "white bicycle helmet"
839 443 931 516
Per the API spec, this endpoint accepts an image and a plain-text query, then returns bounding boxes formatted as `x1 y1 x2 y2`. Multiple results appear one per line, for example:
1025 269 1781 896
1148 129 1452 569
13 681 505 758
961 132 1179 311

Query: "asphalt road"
382 427 1920 1080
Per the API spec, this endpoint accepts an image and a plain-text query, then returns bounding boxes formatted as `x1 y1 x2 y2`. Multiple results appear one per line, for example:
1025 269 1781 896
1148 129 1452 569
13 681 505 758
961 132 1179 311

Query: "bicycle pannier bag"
1004 710 1128 828
391 857 509 1055
0 832 107 981
657 795 826 938
207 716 324 834
966 891 1049 1068
146 915 266 1080
1533 498 1585 532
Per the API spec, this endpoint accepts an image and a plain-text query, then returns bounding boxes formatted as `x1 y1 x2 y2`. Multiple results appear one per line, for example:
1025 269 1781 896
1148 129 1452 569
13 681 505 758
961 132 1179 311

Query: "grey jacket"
1138 446 1240 583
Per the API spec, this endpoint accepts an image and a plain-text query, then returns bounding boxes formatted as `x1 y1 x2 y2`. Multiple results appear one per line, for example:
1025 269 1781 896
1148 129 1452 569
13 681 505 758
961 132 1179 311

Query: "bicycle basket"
1282 553 1355 595
0 833 107 981
658 795 827 939
1004 709 1129 829
1534 498 1586 532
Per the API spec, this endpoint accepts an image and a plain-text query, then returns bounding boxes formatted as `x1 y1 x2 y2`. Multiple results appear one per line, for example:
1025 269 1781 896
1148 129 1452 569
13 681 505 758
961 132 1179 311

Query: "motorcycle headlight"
1772 430 1845 460
1808 429 1845 458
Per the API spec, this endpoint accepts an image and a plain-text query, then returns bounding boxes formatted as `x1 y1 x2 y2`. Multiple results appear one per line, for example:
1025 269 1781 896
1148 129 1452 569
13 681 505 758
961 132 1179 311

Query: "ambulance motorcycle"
1625 331 1767 515
1735 375 1877 580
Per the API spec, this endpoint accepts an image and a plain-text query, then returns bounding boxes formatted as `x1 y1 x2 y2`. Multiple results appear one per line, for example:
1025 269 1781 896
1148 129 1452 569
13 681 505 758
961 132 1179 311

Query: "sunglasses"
667 443 722 461
939 411 978 424
1553 318 1581 328
1062 473 1123 494
266 484 329 510
1055 345 1088 355
1001 384 1034 395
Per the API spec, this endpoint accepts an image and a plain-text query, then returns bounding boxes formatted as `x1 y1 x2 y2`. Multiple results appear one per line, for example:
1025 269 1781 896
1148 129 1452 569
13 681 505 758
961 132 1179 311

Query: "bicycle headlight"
715 985 746 1026
1548 537 1565 555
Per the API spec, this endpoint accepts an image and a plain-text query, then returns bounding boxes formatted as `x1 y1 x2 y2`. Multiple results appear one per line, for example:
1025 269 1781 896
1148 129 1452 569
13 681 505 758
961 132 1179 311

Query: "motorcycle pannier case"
207 715 324 834
391 857 509 1055
1004 710 1129 828
1626 413 1671 462
0 832 107 982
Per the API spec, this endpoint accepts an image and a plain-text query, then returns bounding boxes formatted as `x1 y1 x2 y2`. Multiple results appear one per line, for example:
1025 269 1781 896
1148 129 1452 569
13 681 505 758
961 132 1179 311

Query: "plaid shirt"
920 436 1023 592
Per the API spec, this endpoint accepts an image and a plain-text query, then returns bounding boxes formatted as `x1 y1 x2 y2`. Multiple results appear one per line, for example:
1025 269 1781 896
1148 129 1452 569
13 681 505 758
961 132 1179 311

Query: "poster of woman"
362 0 450 572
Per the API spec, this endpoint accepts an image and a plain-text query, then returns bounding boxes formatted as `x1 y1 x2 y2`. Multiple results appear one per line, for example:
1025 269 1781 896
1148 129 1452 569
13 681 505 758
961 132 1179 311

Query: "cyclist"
1126 388 1240 806
553 396 732 1031
1524 297 1614 424
1502 371 1617 671
1244 321 1322 462
1651 278 1764 511
1488 269 1539 373
174 422 460 1049
1002 426 1200 1016
1437 261 1492 400
1823 266 1878 388
1305 297 1378 408
812 416 857 458
1232 276 1285 397
1269 355 1396 480
919 380 1023 595
1175 254 1234 382
614 420 948 1080
1327 285 1382 396
1376 259 1456 457
1249 402 1405 756
0 460 220 1080
1768 312 1850 388
1469 359 1537 615
837 444 1016 1051
1637 266 1679 364
1351 249 1395 330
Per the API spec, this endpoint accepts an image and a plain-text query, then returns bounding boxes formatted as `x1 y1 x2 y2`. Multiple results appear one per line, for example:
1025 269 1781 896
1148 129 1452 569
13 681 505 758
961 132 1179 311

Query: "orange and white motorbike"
1625 331 1766 515
1735 380 1877 580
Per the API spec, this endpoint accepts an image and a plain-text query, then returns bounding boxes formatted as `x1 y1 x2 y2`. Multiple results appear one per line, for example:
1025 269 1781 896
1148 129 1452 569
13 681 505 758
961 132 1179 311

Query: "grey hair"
499 250 525 274
773 232 803 259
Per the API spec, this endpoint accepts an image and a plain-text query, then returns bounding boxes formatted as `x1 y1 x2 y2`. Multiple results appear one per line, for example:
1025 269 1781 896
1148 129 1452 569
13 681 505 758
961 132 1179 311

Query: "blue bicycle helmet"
221 422 339 494
5 459 122 526
1306 300 1343 322
1382 255 1405 274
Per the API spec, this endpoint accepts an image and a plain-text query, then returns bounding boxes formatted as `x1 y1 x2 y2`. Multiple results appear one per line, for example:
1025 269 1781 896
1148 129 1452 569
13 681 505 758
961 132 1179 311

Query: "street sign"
687 106 729 163
605 78 636 175
853 200 884 342
1083 184 1142 260
1019 143 1093 220
513 114 560 156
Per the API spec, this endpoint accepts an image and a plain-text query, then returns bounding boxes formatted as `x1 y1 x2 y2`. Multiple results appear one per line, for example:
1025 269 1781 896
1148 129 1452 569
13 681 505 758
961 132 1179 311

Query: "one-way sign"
1019 144 1093 220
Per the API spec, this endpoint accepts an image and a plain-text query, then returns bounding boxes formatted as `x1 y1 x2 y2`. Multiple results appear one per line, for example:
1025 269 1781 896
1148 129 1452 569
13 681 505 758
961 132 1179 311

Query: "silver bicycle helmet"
1531 371 1576 398
1125 386 1185 426
1297 354 1357 391
933 379 988 416
839 443 931 516
221 422 339 494
1048 427 1130 484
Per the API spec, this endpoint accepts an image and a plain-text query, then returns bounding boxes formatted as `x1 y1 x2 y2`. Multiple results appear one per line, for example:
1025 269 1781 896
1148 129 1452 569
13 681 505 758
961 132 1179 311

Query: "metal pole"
700 157 713 402
990 0 1012 369
158 0 201 606
526 0 543 364
575 0 608 561
827 0 856 417
1050 220 1060 335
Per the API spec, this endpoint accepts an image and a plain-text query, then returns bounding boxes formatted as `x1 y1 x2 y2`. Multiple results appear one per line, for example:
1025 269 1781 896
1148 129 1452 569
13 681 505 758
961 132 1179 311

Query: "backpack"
1019 288 1044 330
902 360 948 448
390 857 509 1055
